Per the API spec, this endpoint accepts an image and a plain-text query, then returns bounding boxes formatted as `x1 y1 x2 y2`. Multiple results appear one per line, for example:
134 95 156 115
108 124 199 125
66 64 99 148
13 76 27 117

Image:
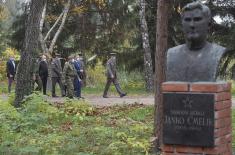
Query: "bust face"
182 8 209 43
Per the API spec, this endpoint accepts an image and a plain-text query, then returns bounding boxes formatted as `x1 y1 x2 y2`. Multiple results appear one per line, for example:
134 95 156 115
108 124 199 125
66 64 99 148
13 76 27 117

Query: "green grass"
0 93 155 155
0 81 10 94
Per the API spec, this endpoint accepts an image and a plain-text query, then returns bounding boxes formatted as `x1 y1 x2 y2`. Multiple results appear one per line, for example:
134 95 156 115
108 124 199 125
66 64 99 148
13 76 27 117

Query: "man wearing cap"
62 55 77 98
50 52 65 97
103 52 127 98
78 53 86 85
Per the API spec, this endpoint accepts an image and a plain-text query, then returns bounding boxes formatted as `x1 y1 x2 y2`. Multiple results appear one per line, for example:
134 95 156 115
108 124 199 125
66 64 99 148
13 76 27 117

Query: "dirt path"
48 95 154 107
1 94 235 108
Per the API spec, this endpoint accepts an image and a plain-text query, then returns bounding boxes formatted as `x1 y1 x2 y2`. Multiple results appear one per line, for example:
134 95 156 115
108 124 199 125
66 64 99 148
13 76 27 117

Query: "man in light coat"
103 52 126 98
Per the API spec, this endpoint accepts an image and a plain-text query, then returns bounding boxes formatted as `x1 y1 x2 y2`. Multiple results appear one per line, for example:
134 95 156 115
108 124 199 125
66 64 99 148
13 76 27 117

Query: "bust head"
181 2 211 50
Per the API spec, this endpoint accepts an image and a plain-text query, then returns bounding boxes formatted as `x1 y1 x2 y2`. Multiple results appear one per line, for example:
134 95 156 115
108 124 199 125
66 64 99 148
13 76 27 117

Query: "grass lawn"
0 93 155 155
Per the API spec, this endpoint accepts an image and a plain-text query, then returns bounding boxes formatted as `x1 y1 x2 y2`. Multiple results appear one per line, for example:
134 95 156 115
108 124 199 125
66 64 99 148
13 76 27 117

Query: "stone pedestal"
161 82 232 155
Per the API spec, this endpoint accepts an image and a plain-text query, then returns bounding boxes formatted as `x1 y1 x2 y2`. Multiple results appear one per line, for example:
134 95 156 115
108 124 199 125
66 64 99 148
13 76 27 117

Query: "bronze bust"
166 2 227 82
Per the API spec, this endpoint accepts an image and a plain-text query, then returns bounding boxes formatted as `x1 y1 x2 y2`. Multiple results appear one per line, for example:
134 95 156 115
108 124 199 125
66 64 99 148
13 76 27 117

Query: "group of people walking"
47 52 85 99
6 51 127 99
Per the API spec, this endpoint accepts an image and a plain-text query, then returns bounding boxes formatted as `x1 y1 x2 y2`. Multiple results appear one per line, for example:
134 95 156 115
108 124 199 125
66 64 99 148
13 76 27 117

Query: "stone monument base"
161 82 232 155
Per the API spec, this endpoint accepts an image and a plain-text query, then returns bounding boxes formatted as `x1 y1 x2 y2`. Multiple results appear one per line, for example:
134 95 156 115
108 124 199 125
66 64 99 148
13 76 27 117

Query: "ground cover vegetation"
0 93 155 155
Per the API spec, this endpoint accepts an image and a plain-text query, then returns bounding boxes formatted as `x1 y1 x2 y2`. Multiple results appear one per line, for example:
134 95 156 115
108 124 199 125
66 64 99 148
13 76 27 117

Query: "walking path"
1 94 235 108
46 94 154 107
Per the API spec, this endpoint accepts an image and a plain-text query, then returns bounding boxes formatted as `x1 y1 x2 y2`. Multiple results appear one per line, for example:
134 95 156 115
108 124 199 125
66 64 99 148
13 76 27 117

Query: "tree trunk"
139 0 154 92
154 0 170 150
14 0 46 107
39 1 48 53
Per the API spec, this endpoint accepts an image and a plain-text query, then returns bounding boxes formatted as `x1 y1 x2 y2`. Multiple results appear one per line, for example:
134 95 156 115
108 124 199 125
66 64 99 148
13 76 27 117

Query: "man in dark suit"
39 54 48 95
50 52 65 97
6 56 16 93
74 54 83 98
103 52 127 98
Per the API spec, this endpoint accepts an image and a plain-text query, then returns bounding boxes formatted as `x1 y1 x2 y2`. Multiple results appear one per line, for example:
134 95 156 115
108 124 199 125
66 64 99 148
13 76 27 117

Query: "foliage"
86 61 106 87
0 93 155 154
0 4 9 21
1 47 20 60
0 60 6 80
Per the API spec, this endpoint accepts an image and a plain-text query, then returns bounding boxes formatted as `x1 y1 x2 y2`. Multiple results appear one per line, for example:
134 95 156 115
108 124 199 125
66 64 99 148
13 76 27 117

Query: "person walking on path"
62 56 77 98
39 54 48 95
103 52 127 98
32 58 42 91
78 53 86 86
6 56 16 93
50 52 65 97
74 55 82 98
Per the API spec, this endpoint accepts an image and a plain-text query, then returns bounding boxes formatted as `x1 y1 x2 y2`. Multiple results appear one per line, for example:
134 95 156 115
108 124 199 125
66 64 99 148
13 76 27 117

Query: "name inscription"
163 93 214 147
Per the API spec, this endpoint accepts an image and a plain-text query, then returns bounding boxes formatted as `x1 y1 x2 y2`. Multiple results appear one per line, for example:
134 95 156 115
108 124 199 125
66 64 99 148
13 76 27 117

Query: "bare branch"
48 0 71 53
44 12 64 41
39 1 48 53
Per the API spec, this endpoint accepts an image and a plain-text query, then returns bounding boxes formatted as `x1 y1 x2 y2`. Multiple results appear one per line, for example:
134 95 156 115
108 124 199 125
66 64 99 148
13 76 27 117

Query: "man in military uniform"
32 58 42 91
51 52 65 97
78 53 86 86
103 52 127 98
62 55 77 98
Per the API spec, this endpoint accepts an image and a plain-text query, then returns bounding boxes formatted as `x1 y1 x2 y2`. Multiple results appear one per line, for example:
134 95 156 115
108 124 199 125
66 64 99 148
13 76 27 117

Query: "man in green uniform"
103 52 127 98
62 55 77 98
33 58 42 91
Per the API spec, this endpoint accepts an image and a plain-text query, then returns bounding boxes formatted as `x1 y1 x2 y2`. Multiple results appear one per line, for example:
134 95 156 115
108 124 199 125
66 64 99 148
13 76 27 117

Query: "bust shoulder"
209 43 226 57
167 44 185 55
166 42 227 82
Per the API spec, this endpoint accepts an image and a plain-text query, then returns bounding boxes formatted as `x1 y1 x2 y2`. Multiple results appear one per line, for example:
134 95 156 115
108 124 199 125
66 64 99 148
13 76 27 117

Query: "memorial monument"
166 2 226 82
161 2 232 155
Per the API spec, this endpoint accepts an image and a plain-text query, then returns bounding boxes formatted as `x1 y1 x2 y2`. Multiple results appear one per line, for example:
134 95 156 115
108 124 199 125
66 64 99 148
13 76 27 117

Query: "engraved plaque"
163 93 214 147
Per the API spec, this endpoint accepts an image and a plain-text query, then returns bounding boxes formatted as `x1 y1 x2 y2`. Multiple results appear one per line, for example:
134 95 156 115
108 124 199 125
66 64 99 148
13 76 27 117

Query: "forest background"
0 0 235 154
0 0 235 91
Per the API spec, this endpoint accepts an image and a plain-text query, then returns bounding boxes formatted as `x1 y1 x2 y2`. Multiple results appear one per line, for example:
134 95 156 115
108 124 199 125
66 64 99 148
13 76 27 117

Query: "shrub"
0 89 154 154
86 61 106 87
0 60 6 81
1 47 20 60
